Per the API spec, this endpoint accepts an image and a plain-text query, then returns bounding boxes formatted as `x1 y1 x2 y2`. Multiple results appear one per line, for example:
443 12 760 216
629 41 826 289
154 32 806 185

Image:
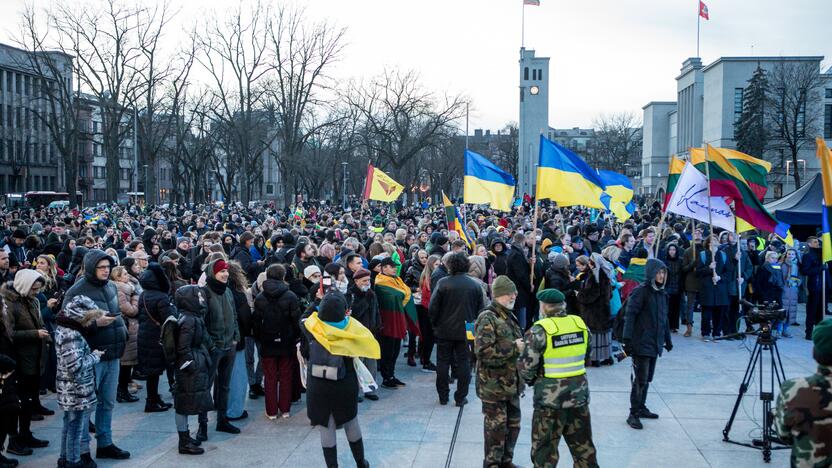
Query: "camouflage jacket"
517 313 590 409
474 302 523 402
775 365 832 468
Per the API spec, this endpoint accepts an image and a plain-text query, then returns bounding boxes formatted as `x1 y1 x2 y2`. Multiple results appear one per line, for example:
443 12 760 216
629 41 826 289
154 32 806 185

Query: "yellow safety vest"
535 315 589 379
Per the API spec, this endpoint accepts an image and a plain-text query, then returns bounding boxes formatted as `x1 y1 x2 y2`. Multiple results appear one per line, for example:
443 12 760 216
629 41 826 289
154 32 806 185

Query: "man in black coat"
345 268 380 401
429 252 485 407
622 258 673 430
232 232 263 284
800 237 828 340
252 264 301 418
502 233 532 330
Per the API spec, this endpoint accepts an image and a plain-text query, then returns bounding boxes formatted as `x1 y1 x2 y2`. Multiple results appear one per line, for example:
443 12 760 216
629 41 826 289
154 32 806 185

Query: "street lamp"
143 164 148 204
341 161 348 210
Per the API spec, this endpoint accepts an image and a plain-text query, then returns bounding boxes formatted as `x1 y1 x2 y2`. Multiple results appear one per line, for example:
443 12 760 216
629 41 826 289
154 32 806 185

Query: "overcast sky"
2 0 830 132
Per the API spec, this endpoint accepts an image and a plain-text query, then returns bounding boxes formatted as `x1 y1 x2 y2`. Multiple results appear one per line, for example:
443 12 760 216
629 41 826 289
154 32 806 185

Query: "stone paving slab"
14 309 820 467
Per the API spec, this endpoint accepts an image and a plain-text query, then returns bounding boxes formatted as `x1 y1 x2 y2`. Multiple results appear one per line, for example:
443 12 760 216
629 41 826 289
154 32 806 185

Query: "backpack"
159 315 180 367
612 295 630 342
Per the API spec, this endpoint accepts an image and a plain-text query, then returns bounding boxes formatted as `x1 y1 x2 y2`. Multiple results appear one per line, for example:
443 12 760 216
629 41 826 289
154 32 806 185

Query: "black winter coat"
231 246 261 284
345 285 379 333
300 324 358 427
576 272 612 332
695 249 730 307
62 249 127 361
253 280 300 357
503 246 532 310
623 259 672 358
137 264 175 375
173 288 214 416
429 273 485 341
231 289 252 352
0 329 19 412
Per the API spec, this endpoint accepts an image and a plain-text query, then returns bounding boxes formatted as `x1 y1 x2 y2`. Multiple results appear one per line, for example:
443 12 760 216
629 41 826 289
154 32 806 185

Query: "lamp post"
143 164 148 204
341 161 348 210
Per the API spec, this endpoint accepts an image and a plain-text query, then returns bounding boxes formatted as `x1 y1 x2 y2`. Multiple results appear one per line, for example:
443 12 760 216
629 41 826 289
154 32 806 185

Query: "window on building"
266 184 274 195
23 76 30 96
519 87 524 103
538 69 543 80
532 69 537 80
827 88 832 99
15 74 21 94
733 88 744 125
797 90 806 137
5 73 11 93
524 67 529 80
5 106 11 127
825 104 832 139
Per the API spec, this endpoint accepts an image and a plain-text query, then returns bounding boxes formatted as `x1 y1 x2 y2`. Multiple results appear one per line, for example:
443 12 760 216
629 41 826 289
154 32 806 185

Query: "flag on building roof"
701 144 789 238
536 135 606 208
699 0 709 20
463 150 516 212
598 170 635 221
442 192 475 249
817 137 832 262
691 147 770 200
664 156 685 210
362 163 404 202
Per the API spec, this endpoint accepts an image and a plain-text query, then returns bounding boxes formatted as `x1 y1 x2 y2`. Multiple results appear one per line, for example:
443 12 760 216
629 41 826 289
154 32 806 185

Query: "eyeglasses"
96 265 111 270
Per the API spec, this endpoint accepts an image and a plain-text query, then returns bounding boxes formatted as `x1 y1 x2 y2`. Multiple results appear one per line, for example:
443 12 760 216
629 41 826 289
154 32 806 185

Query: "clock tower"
518 47 550 197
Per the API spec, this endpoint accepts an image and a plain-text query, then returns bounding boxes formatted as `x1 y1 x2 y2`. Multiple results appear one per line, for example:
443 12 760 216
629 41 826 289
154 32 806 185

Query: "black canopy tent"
764 173 823 226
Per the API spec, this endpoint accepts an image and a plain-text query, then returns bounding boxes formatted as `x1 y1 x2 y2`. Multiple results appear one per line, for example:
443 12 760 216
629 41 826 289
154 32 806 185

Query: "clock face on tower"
530 85 539 95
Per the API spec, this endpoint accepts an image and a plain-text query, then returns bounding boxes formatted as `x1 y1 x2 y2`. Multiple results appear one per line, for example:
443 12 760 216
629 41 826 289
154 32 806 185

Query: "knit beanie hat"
212 259 229 275
353 268 371 281
491 275 517 298
551 253 570 271
812 318 832 356
318 291 347 323
304 265 321 280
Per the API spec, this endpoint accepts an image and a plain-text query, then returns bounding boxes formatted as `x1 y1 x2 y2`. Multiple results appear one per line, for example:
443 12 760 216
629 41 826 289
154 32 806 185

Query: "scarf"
206 276 227 295
304 312 380 359
374 273 411 306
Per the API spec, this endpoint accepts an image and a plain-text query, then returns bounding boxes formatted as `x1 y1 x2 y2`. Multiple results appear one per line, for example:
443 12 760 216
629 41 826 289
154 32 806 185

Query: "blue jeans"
515 307 527 331
61 407 93 463
226 350 248 419
92 358 119 447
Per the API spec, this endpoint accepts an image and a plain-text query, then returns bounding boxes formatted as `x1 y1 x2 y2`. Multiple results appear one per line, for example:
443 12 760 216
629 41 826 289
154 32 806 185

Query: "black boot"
116 389 139 403
154 395 172 410
0 452 19 467
195 422 208 442
5 438 32 456
177 431 204 455
349 438 369 467
215 418 240 434
322 446 338 468
144 399 170 413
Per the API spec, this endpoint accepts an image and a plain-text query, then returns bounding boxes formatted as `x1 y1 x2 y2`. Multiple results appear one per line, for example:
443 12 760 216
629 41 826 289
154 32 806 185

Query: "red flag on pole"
699 1 709 20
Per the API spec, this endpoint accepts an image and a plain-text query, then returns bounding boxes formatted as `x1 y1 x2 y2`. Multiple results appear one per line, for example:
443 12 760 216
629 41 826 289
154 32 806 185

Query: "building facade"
0 43 72 196
641 56 832 198
518 47 549 196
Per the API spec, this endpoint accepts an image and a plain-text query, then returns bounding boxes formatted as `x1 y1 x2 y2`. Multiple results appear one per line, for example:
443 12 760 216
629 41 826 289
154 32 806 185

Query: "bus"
22 191 84 209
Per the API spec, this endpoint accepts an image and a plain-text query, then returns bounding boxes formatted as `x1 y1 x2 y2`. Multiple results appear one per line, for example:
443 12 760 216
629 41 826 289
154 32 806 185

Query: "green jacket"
203 278 240 352
474 302 523 403
774 365 832 468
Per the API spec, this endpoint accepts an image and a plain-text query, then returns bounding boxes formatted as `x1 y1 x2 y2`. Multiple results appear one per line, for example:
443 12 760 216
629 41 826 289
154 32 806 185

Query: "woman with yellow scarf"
301 291 380 468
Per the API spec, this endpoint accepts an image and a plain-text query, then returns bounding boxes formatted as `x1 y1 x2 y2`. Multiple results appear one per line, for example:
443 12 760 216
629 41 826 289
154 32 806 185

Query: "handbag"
353 357 377 394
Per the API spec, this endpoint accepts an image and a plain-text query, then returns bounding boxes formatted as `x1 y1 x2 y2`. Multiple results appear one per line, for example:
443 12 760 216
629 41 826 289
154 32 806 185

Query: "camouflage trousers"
531 405 599 468
482 398 521 468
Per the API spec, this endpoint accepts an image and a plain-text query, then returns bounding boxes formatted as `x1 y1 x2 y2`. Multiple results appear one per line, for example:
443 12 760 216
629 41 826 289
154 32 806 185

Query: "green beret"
813 319 832 356
536 288 565 304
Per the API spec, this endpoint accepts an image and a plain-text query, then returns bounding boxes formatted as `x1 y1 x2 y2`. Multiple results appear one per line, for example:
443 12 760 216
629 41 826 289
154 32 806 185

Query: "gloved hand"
664 342 673 352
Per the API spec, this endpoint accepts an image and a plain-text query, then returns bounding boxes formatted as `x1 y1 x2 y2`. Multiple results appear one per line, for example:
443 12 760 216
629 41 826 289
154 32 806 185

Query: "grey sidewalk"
17 311 818 467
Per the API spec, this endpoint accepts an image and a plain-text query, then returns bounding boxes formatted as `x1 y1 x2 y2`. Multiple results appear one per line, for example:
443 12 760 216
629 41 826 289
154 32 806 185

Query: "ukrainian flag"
463 150 516 212
598 170 635 221
817 137 832 262
536 135 606 208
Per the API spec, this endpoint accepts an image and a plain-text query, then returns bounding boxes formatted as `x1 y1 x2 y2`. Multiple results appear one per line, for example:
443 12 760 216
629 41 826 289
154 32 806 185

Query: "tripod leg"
771 341 787 384
723 339 761 441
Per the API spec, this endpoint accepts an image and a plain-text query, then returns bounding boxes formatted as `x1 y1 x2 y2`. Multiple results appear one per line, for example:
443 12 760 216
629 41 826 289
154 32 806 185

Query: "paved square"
18 311 819 467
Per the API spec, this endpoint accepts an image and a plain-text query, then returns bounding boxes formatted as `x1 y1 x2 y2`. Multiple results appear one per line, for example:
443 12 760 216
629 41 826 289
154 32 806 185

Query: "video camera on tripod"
741 300 786 326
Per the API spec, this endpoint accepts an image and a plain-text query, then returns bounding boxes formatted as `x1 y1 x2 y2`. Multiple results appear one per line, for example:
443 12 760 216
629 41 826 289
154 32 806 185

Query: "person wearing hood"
622 258 673 430
57 238 76 273
253 264 301 419
55 296 105 468
197 259 241 441
137 263 175 413
576 254 613 367
800 237 828 340
779 248 801 338
171 285 214 455
300 291 379 468
499 233 533 330
66 246 89 285
3 269 52 453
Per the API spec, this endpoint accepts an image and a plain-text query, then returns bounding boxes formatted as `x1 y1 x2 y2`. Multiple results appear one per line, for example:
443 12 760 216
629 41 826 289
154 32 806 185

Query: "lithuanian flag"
817 137 832 263
690 147 771 201
664 156 685 210
699 145 789 238
622 257 647 283
442 192 474 249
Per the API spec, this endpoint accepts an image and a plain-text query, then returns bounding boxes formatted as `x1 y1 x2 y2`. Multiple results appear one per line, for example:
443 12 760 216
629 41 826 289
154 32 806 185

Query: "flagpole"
696 0 700 57
465 102 469 150
521 2 525 48
529 196 540 289
704 142 718 284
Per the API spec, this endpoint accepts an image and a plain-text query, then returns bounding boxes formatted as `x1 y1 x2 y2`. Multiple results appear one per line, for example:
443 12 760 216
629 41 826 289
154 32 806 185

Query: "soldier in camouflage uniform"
775 318 832 467
518 288 599 468
474 276 524 468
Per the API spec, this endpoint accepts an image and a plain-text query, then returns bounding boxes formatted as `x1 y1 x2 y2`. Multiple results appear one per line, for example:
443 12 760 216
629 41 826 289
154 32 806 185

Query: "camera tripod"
721 322 789 462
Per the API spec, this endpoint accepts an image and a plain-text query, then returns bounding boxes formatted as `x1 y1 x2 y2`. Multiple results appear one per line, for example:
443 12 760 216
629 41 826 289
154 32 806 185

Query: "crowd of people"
0 197 830 468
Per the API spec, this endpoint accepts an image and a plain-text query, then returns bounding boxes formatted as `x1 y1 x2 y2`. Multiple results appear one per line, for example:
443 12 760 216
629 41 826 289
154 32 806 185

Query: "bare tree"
16 5 83 207
767 61 824 188
592 112 643 174
197 2 273 204
348 69 467 179
267 5 346 207
51 0 148 202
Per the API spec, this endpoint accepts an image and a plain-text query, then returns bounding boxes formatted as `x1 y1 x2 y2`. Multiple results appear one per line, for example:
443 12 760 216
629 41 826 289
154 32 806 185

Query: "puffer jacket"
623 259 673 358
253 279 300 357
62 249 127 361
3 280 48 376
55 313 100 411
137 263 175 375
115 279 140 366
473 302 523 403
173 286 214 416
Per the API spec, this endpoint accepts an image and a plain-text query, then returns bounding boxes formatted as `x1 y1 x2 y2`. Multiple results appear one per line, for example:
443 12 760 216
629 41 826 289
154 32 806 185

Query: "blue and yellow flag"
598 170 635 221
817 137 832 262
536 136 606 208
463 150 516 212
